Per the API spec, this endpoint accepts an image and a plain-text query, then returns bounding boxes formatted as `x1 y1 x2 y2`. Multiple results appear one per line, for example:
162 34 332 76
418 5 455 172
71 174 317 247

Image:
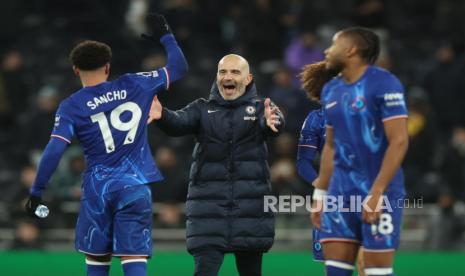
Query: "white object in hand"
35 204 49 218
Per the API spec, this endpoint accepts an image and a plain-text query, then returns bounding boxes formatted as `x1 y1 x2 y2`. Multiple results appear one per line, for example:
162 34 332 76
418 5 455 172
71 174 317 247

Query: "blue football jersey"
321 66 408 197
299 108 326 151
51 68 170 199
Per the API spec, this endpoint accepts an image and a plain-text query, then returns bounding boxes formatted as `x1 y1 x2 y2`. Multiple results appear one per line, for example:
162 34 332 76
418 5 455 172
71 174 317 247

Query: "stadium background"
0 0 465 275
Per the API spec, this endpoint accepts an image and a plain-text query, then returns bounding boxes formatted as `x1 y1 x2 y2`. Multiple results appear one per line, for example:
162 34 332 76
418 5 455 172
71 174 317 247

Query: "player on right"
298 61 365 276
311 27 409 276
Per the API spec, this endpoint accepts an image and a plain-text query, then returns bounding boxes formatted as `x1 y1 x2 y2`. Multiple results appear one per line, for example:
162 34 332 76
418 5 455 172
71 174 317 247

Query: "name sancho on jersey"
87 89 127 110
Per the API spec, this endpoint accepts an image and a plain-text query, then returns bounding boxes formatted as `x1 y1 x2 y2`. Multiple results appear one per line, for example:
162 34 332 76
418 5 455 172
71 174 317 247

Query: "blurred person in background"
267 66 312 133
148 54 284 276
270 133 307 197
239 0 284 63
152 145 187 228
433 126 465 250
403 87 439 202
24 13 188 276
0 50 30 127
423 41 465 134
284 30 324 88
6 164 37 218
18 85 60 156
10 219 44 250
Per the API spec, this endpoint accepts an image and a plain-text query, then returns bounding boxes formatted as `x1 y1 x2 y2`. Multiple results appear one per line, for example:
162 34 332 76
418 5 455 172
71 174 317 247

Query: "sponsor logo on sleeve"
136 71 159 78
384 92 405 107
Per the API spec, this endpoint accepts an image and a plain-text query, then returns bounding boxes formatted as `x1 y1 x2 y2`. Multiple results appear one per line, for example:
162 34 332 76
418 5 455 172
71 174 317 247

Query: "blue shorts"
75 184 153 256
319 195 403 252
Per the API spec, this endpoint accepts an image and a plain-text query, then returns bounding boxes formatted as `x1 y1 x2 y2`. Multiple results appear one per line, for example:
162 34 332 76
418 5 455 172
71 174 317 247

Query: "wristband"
312 188 327 201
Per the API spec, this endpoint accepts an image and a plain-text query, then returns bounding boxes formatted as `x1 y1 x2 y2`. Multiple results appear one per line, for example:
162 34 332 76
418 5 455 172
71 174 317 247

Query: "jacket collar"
208 80 258 107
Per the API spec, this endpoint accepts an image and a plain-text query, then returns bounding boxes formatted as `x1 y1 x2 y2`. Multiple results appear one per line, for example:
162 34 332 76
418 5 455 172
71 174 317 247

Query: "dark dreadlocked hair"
341 27 380 64
69 40 112 70
299 61 338 101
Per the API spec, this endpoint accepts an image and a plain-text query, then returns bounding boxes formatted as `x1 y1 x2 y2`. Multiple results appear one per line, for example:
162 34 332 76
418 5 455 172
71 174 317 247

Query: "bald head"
218 54 250 74
216 54 253 100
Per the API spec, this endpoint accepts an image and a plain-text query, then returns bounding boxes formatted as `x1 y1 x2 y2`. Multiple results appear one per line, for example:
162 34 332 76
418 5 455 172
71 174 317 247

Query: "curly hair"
299 61 337 101
69 40 112 70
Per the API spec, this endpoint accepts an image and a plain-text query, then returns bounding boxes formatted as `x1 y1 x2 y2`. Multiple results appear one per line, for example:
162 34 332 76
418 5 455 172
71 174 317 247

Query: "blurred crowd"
1 0 465 250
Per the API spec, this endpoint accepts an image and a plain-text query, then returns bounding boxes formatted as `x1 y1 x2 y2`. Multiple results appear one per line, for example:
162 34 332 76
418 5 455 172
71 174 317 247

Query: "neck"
81 76 107 87
79 71 108 87
341 61 369 84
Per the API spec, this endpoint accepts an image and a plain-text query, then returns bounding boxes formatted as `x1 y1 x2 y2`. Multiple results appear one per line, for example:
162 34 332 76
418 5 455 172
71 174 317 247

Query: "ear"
245 73 253 85
104 63 110 75
347 46 358 59
73 66 80 76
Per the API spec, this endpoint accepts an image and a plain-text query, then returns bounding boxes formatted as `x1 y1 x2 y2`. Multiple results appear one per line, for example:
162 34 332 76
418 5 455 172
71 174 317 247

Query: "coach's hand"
310 199 323 229
148 96 163 124
362 191 382 224
141 13 172 42
264 98 281 132
25 195 42 219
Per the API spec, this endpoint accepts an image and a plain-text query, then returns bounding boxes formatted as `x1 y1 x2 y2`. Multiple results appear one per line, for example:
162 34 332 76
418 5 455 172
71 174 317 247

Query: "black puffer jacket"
157 81 284 253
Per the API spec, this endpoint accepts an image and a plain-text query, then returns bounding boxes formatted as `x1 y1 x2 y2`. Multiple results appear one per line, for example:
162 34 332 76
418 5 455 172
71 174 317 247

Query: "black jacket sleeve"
260 101 285 137
156 99 202 136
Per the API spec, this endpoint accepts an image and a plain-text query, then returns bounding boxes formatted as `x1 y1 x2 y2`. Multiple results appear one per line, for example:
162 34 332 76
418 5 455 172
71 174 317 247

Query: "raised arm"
141 13 188 85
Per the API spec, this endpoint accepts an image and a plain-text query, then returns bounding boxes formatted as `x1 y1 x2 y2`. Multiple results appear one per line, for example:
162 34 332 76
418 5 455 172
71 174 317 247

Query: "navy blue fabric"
157 82 284 253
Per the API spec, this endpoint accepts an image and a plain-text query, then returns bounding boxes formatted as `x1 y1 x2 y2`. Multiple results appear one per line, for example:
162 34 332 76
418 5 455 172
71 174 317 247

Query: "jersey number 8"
91 102 142 153
370 213 394 235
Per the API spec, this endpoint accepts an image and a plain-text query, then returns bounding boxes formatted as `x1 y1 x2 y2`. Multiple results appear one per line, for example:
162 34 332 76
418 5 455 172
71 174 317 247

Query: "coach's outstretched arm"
148 96 201 136
141 13 188 84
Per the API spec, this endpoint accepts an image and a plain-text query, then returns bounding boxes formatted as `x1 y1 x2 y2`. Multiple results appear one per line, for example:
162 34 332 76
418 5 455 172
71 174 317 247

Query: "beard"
325 59 344 75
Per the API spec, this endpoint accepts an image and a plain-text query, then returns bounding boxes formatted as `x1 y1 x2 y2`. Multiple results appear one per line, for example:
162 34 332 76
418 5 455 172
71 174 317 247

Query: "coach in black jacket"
149 54 284 276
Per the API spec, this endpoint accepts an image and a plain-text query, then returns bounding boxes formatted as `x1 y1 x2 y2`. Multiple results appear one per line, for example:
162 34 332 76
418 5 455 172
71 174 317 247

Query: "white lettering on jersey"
87 90 128 110
384 92 403 101
383 92 405 107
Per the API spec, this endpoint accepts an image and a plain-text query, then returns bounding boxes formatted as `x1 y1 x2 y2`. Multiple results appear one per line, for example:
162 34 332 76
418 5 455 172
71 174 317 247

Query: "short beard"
326 60 344 75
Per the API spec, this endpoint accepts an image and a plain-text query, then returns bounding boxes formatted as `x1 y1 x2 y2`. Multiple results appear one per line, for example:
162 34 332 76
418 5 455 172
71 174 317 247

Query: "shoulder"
116 73 139 86
321 76 342 98
188 98 208 110
302 109 324 131
193 98 208 106
368 66 403 88
56 97 77 119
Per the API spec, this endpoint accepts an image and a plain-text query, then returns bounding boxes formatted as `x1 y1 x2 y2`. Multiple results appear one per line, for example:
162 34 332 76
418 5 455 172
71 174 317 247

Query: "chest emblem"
351 96 366 111
245 106 256 115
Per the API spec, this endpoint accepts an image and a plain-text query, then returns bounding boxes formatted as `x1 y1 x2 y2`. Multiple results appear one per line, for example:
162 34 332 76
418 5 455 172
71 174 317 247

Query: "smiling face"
216 54 253 101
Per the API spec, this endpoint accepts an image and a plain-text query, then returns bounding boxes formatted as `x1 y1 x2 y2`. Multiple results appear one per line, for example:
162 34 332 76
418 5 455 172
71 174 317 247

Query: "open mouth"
223 84 236 93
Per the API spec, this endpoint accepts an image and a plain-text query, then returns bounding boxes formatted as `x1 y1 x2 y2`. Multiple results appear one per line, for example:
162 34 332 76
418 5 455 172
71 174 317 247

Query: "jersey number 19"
91 101 142 153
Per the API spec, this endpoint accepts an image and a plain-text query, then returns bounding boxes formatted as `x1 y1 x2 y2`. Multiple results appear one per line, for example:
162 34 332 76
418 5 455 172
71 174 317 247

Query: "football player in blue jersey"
25 14 188 276
297 61 335 263
298 61 365 275
310 27 409 276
